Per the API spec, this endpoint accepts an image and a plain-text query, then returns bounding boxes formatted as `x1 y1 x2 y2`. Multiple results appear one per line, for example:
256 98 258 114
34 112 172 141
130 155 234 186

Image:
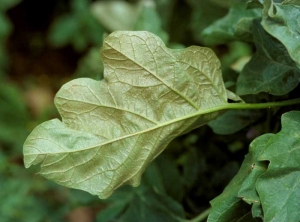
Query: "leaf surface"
256 111 300 222
209 111 300 221
208 134 270 222
237 20 300 95
261 0 300 68
208 109 263 135
188 0 227 43
237 134 271 219
201 1 261 45
120 189 185 222
23 31 230 198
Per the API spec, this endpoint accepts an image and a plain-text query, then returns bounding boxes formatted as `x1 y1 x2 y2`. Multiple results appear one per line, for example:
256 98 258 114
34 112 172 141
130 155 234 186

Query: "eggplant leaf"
208 134 270 222
237 20 300 96
201 1 261 45
256 111 300 222
261 0 300 69
209 111 300 221
23 31 231 198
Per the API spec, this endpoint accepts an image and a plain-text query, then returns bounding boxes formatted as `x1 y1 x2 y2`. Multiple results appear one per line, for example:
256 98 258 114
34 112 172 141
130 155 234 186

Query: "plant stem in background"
185 208 211 222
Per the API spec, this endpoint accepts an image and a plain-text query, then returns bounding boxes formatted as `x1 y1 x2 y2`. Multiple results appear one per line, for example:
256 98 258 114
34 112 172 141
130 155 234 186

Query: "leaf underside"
23 31 230 198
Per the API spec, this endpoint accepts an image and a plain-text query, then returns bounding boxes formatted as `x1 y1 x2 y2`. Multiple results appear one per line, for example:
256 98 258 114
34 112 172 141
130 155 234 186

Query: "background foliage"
1 0 299 221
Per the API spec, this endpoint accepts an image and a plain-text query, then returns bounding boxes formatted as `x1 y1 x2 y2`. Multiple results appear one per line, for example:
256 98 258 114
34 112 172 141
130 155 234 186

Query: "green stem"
188 97 300 119
184 208 211 222
225 98 300 110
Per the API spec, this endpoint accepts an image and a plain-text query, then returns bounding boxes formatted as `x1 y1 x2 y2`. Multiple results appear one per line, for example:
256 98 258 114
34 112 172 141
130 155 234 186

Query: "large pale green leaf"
261 0 300 69
23 31 230 198
256 111 300 222
237 19 300 95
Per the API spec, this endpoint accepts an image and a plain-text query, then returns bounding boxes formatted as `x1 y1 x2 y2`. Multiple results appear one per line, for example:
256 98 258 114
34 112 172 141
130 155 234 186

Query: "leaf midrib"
25 103 228 156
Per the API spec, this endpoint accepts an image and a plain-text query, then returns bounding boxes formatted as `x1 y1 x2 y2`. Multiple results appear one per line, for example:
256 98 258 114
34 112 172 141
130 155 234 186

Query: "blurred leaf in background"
208 133 270 222
0 80 29 151
201 0 261 45
91 0 140 31
92 0 168 42
0 0 22 76
237 20 300 96
80 0 170 81
74 47 104 80
48 0 104 51
188 0 228 43
208 109 263 135
133 0 168 42
261 0 300 69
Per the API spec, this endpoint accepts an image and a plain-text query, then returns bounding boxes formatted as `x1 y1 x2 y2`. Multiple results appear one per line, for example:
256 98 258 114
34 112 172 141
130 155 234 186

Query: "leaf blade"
256 111 300 222
261 0 300 69
24 31 230 198
236 20 300 96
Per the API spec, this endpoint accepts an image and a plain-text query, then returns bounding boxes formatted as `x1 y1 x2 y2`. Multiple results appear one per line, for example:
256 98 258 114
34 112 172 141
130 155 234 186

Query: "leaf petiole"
225 97 300 110
184 208 211 222
185 97 300 122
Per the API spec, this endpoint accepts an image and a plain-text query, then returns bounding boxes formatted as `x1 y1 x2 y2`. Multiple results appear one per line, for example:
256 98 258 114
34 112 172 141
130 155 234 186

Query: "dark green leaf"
237 134 271 219
134 1 168 43
48 15 78 47
234 17 256 42
261 0 300 68
256 111 300 222
143 160 166 194
156 155 184 201
209 111 300 221
188 0 228 43
208 109 263 135
120 189 185 222
0 79 29 149
74 47 104 80
208 134 270 222
0 0 21 11
246 0 263 9
153 0 175 30
48 0 104 51
237 20 300 95
201 2 261 45
96 201 128 222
